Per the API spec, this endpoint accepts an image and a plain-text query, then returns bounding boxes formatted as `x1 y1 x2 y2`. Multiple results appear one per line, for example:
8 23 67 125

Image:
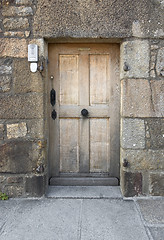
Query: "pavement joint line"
144 223 164 228
77 199 83 240
0 222 6 236
0 200 20 238
46 196 123 199
9 197 45 201
8 196 124 200
133 199 154 240
145 227 155 240
132 196 164 200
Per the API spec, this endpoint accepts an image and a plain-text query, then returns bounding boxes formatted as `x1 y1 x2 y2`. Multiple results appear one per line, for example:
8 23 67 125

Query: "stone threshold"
46 186 123 199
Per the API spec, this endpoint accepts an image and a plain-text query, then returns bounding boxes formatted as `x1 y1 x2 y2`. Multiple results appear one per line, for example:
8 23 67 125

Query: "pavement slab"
0 199 81 240
136 199 164 224
80 199 149 240
136 198 164 240
0 198 149 240
0 188 164 240
149 227 164 240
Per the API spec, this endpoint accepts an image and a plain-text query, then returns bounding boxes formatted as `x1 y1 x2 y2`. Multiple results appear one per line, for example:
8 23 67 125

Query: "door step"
46 186 122 199
50 177 118 186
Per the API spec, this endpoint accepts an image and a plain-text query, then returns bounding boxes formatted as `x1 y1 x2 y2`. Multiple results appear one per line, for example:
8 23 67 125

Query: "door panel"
90 55 109 105
48 43 120 184
90 118 110 172
60 119 79 173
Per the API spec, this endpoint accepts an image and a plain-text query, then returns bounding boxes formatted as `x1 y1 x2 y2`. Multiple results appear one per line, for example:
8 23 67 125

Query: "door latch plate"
50 89 56 106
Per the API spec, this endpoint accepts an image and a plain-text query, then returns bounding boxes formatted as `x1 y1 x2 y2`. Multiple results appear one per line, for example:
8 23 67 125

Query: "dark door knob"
81 109 89 117
51 110 57 120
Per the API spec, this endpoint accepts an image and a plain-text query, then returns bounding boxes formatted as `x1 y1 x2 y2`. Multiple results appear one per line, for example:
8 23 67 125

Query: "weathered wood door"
48 44 120 185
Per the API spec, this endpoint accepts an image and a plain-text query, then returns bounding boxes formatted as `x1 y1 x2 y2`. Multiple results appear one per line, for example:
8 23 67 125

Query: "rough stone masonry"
0 0 164 197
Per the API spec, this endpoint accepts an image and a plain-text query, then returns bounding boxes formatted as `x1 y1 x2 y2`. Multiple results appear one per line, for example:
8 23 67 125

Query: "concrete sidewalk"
0 186 164 240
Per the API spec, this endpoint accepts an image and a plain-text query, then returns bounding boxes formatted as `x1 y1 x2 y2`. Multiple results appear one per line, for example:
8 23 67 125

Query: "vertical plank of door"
79 53 90 173
108 45 120 178
89 52 110 173
53 50 60 176
48 44 60 176
59 54 79 172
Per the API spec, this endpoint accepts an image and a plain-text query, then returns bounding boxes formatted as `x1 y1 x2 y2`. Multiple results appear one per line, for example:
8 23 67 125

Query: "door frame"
47 39 121 185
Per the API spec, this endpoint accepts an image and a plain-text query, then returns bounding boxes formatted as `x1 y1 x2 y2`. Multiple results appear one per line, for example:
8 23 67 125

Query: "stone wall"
0 0 163 197
0 0 47 197
120 39 164 196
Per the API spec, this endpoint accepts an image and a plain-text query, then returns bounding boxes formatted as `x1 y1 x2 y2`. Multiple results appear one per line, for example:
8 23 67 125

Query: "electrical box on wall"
28 44 38 62
28 44 38 73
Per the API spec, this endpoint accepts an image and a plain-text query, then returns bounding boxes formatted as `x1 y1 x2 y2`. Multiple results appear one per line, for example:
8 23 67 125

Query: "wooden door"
48 44 120 185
